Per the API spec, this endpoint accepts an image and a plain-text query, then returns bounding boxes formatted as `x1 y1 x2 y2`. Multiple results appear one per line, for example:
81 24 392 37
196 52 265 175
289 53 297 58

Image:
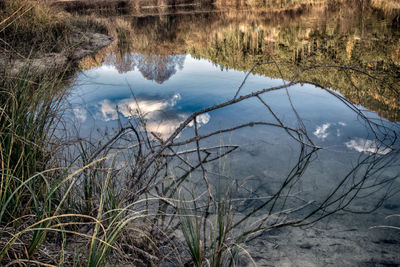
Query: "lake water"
66 2 400 266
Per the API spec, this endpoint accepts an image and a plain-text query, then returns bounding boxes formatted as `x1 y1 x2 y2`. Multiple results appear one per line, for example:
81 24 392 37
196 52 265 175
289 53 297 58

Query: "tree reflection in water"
103 53 186 83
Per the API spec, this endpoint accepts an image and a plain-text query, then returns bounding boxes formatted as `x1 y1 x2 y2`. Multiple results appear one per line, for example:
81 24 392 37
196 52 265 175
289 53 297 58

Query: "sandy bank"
1 29 113 76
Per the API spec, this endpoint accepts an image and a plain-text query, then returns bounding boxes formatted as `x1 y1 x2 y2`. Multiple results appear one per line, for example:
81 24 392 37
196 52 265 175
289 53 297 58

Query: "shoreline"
1 30 113 77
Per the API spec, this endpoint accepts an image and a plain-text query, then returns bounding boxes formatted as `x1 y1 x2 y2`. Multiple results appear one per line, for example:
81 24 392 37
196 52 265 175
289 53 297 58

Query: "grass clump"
0 0 112 60
178 187 242 267
0 70 66 263
0 71 64 222
0 0 71 57
0 74 155 264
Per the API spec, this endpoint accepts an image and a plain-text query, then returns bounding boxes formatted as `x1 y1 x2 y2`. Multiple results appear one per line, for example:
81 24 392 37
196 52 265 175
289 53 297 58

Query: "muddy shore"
1 29 113 76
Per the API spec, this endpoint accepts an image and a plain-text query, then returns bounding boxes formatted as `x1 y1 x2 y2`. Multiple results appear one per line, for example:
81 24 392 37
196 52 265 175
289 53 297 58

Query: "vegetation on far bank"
77 0 400 121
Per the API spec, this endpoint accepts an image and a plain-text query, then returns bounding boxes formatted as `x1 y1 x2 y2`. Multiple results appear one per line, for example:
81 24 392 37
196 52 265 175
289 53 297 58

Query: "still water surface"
67 3 400 265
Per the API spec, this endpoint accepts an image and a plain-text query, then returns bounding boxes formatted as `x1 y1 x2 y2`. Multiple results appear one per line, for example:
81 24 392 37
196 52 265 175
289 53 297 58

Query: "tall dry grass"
0 0 71 57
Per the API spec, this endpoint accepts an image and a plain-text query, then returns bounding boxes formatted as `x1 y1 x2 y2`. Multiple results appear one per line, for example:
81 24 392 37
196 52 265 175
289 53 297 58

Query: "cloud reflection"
345 138 391 155
100 99 119 121
98 94 210 139
72 107 88 122
313 123 331 140
188 113 211 127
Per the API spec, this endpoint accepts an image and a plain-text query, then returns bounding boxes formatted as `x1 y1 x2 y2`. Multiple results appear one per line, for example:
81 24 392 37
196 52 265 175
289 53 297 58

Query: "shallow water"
66 2 400 265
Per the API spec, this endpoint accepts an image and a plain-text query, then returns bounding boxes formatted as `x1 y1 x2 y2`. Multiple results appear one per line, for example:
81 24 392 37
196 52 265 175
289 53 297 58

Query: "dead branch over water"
57 60 400 265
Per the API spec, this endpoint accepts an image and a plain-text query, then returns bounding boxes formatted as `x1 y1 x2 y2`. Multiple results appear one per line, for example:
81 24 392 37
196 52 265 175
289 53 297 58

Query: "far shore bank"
3 0 399 77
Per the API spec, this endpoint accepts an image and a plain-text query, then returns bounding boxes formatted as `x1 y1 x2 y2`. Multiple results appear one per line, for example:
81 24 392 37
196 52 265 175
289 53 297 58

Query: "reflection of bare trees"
67 61 399 265
103 53 186 82
94 2 400 120
71 0 400 123
136 54 185 83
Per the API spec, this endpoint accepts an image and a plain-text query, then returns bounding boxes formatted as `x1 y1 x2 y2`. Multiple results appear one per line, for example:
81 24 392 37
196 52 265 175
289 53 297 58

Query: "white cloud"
99 100 118 121
313 123 331 140
99 94 181 121
73 107 87 122
338 122 347 126
146 120 182 140
96 94 212 141
118 99 169 118
188 113 211 127
169 93 181 106
345 138 391 155
197 113 210 125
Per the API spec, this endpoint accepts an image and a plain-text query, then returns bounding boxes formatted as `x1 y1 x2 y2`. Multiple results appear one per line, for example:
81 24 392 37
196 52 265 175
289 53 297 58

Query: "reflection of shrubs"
371 0 400 13
116 18 133 52
246 0 266 8
52 0 133 15
71 16 109 35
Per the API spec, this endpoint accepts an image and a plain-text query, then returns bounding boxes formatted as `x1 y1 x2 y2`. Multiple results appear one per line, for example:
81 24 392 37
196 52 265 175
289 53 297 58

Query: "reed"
0 68 69 263
0 73 154 264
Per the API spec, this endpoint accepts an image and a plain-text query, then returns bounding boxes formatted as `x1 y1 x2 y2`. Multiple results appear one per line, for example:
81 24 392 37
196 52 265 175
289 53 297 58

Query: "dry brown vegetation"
371 0 400 13
0 0 114 77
